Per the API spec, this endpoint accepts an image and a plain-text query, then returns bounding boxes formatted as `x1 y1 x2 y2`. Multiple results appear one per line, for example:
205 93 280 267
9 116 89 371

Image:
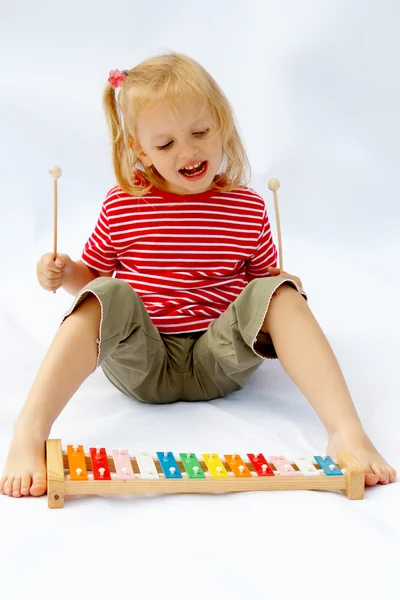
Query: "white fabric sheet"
1 1 400 598
1 237 399 599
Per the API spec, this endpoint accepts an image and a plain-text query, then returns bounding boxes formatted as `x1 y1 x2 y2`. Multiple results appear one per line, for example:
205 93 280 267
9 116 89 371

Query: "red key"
247 453 275 476
90 447 111 480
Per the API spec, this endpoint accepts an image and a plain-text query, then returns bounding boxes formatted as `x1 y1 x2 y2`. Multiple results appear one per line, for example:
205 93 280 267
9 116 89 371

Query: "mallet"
48 166 62 294
268 178 283 274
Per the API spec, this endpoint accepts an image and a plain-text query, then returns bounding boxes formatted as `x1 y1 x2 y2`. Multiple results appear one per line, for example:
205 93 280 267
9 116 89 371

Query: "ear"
129 137 153 167
138 153 153 167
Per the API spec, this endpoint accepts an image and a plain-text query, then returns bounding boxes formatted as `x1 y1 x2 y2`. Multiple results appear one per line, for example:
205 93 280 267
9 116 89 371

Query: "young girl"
1 52 395 498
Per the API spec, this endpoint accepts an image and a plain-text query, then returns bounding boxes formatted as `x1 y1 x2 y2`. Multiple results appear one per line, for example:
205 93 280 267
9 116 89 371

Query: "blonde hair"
102 51 252 196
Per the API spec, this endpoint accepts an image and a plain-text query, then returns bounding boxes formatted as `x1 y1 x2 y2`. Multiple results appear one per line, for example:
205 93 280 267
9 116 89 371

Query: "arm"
246 206 306 294
62 260 113 296
64 197 117 295
246 205 278 281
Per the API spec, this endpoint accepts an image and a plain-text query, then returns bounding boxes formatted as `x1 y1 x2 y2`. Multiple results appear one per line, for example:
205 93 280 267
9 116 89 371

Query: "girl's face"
133 101 223 195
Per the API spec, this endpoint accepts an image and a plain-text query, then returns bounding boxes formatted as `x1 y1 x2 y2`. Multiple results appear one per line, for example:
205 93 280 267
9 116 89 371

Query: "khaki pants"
61 277 307 404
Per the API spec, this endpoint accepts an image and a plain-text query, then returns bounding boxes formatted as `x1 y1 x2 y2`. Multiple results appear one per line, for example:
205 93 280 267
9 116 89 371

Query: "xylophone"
45 439 365 508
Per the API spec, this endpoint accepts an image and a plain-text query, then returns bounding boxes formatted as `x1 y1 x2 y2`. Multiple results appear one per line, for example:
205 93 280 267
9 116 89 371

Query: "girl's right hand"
37 253 74 292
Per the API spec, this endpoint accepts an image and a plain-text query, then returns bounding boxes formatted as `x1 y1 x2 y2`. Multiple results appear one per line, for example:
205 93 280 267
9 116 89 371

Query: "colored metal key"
90 447 111 480
179 453 205 478
157 452 182 479
269 455 302 476
293 457 320 477
247 453 275 476
67 444 88 480
314 455 342 476
224 454 252 477
202 453 229 478
136 450 159 479
112 448 135 480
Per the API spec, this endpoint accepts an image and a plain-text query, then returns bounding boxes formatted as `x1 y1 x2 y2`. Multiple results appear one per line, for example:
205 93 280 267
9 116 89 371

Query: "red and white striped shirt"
81 171 278 334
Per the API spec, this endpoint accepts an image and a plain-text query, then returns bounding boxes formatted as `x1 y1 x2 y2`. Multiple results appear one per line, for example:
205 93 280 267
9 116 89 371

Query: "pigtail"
102 83 136 194
103 84 126 185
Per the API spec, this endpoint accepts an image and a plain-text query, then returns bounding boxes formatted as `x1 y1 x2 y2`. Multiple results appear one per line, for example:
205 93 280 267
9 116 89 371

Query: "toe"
0 475 8 494
371 463 391 485
30 472 47 496
365 471 379 486
21 474 31 496
12 477 22 497
4 476 14 496
389 468 397 483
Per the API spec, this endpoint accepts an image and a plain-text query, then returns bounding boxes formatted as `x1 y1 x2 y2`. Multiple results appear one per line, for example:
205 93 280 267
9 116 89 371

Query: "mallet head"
49 165 62 180
268 178 280 192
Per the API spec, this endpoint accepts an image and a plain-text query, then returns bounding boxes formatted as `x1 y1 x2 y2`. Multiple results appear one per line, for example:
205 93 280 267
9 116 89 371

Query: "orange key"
67 444 88 480
224 454 252 477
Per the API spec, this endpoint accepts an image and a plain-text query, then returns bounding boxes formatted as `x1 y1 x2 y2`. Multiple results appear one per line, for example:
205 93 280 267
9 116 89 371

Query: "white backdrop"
1 2 400 599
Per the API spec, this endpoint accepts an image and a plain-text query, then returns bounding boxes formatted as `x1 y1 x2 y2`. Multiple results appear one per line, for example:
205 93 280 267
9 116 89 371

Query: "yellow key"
67 444 88 480
202 453 229 478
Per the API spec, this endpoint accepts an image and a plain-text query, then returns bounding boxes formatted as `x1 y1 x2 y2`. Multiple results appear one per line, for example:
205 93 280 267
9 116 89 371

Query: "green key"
179 453 205 478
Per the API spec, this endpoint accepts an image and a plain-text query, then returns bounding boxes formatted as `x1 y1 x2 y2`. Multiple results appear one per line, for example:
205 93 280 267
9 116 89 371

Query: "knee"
74 292 101 313
106 278 138 305
90 277 134 301
261 283 305 333
270 283 307 311
74 277 139 323
272 282 300 299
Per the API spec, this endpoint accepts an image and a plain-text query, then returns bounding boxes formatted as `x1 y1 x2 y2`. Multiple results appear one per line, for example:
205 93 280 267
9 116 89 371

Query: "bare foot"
0 433 47 498
327 429 397 487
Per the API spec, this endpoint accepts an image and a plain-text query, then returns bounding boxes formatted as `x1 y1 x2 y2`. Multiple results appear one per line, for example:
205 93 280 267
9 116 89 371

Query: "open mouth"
178 161 208 180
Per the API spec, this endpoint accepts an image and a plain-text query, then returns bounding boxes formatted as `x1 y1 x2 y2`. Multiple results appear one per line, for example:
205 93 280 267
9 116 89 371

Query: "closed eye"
157 128 210 151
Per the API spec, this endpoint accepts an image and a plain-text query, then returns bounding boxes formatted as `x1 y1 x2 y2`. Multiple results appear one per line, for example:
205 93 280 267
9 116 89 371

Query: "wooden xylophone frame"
45 439 365 508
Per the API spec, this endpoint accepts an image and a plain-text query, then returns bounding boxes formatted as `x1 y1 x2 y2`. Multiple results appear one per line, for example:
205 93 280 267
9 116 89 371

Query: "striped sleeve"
81 202 117 273
246 205 278 281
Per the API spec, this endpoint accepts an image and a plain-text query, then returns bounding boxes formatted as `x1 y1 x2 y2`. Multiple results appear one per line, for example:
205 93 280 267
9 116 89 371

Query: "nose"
177 139 199 158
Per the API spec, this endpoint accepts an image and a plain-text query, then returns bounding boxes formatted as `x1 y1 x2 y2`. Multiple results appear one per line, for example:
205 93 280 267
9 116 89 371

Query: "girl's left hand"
267 267 303 290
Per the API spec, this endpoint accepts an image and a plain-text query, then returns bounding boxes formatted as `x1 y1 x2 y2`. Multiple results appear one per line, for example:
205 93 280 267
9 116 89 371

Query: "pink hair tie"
108 69 128 89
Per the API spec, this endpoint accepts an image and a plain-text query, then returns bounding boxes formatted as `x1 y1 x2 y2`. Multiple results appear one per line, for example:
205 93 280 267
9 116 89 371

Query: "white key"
136 451 159 479
293 457 320 476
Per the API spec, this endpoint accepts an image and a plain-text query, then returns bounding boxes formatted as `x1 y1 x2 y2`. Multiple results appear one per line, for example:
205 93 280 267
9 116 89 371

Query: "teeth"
182 162 202 170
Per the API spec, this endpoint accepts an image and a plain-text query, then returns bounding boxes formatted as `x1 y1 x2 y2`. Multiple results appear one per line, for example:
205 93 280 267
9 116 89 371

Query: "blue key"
314 455 342 476
157 451 182 478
